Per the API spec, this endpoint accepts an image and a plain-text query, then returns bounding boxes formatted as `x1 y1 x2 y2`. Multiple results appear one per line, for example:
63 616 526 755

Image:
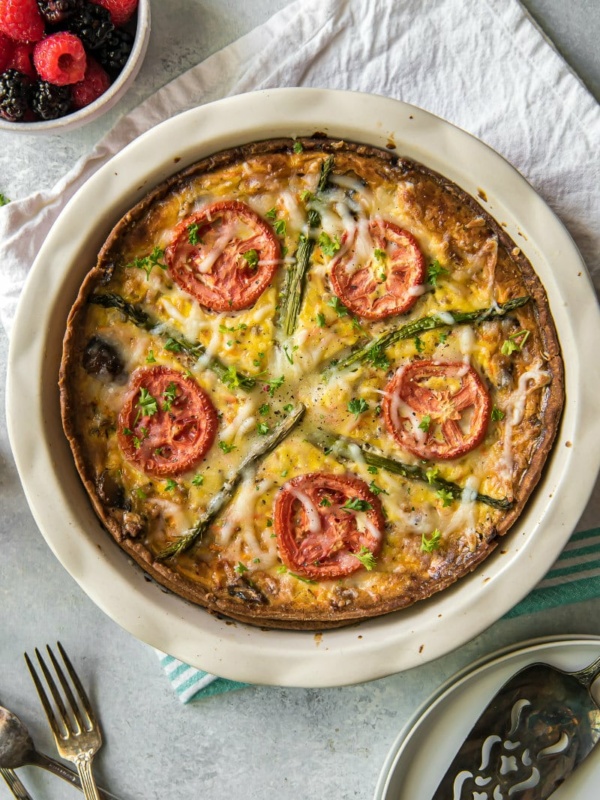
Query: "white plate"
374 635 600 799
6 89 600 687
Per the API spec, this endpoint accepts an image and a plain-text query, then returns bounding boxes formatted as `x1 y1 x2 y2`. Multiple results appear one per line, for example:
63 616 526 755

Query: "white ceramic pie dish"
6 89 600 687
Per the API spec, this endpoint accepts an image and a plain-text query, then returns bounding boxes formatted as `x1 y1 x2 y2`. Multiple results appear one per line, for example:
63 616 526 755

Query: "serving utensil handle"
0 767 34 800
31 750 119 800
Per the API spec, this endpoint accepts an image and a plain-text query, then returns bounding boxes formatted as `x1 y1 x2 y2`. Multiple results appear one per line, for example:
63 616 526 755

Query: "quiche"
59 137 563 629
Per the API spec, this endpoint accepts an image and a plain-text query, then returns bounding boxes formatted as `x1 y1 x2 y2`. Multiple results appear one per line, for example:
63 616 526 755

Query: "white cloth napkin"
1 0 599 701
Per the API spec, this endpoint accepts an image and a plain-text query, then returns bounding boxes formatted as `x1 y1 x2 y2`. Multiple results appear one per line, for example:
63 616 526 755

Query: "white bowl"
0 0 150 134
6 89 600 687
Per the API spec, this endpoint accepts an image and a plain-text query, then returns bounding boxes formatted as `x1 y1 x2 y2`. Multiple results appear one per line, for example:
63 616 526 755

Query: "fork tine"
24 651 63 740
35 646 77 735
57 642 96 729
46 643 87 733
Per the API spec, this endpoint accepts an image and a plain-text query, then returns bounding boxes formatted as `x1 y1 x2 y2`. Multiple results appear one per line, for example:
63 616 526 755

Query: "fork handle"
31 751 120 800
74 754 102 800
0 768 34 800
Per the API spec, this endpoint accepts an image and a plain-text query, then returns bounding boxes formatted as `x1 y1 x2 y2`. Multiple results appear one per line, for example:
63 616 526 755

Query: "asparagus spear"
157 404 306 560
307 430 513 511
322 296 531 375
89 292 256 391
279 155 335 336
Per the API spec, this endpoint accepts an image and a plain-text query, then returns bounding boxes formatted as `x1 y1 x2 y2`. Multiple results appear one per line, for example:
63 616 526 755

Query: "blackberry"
37 0 83 25
0 70 32 122
97 28 133 75
68 3 114 50
32 80 72 119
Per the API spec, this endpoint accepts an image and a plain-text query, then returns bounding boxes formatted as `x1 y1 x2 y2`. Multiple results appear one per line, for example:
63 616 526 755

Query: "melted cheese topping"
65 142 559 622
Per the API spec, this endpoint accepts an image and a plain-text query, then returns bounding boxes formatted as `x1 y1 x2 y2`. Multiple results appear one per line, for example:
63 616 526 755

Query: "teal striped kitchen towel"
158 526 600 703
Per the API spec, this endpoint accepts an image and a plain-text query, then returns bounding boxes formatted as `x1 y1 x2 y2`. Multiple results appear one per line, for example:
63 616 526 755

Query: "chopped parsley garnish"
374 248 387 262
265 375 285 397
242 249 259 269
283 404 294 413
146 349 156 363
427 259 449 286
283 344 297 364
319 497 332 507
234 562 248 574
0 193 10 206
501 329 530 356
425 466 440 484
347 397 369 417
353 546 377 571
128 246 166 279
414 334 425 353
327 296 349 317
300 190 313 203
293 141 304 153
273 219 287 237
365 343 390 370
319 231 341 256
259 403 270 415
290 572 316 584
277 565 287 574
164 479 178 491
439 332 449 344
223 366 241 389
187 223 201 245
265 207 278 220
491 406 505 421
367 466 378 475
369 481 387 496
266 518 273 527
137 387 158 417
281 469 289 478
257 422 270 435
316 312 326 327
421 529 442 553
418 414 431 432
436 488 454 507
219 441 236 454
136 488 147 500
341 498 372 513
219 322 247 334
164 337 183 353
162 382 177 412
123 427 133 436
191 474 204 486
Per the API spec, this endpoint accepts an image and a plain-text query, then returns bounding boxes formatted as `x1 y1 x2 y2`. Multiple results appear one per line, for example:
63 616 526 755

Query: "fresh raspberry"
0 0 45 43
93 0 137 27
7 42 36 79
34 32 87 85
71 55 109 108
0 33 14 71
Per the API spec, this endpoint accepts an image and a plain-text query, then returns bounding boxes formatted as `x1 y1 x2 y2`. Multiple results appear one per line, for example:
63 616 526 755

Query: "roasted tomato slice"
383 360 491 460
275 473 385 580
330 219 425 320
165 200 280 312
117 366 217 476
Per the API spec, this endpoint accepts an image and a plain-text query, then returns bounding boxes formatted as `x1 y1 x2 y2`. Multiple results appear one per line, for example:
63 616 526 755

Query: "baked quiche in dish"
59 137 563 629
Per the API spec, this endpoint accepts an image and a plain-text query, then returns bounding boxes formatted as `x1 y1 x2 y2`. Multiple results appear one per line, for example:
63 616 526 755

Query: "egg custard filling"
60 138 563 629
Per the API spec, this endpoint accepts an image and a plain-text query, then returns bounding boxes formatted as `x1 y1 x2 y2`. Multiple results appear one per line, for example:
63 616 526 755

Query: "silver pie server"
431 654 600 799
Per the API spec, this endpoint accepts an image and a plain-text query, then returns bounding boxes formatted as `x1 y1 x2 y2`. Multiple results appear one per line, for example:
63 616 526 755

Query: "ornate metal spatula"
431 655 600 799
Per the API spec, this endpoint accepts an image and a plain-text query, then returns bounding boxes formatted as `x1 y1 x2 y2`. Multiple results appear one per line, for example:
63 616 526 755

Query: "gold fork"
24 643 102 800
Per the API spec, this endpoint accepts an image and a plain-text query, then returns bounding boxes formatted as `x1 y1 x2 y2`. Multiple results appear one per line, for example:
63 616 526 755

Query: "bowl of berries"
0 0 150 131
